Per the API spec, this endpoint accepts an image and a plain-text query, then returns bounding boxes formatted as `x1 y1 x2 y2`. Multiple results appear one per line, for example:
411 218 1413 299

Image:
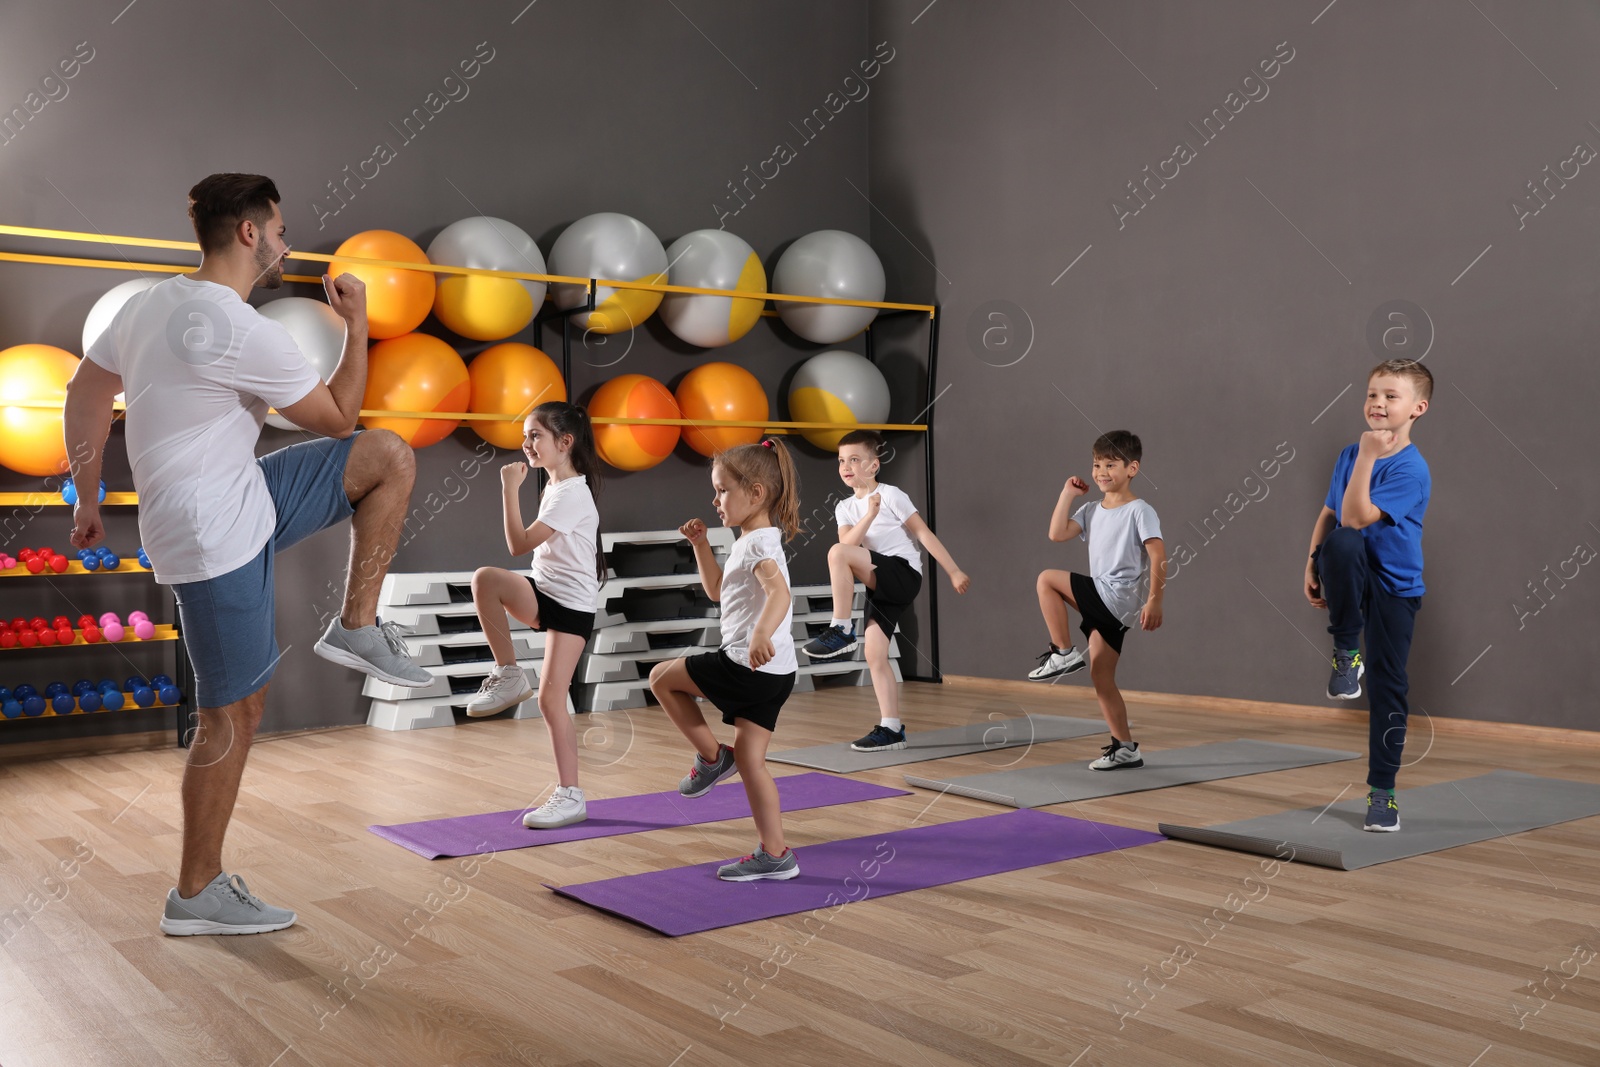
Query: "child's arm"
1340 431 1394 530
500 463 558 556
903 513 970 593
680 518 723 602
747 559 791 669
1304 506 1337 607
1140 537 1166 631
838 493 879 547
1048 477 1091 541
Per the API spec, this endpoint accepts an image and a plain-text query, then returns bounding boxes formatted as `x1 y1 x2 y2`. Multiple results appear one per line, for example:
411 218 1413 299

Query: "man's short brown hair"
188 173 280 254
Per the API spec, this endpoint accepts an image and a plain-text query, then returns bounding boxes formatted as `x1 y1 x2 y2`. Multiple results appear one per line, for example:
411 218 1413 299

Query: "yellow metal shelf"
0 558 150 575
1 699 181 722
0 492 139 507
0 624 177 650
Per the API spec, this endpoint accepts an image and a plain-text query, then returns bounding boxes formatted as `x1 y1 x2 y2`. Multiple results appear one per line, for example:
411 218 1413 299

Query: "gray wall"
868 0 1599 729
0 1 876 738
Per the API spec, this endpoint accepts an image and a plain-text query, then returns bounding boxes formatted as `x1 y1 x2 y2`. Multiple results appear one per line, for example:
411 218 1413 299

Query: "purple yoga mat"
368 772 910 859
548 808 1164 936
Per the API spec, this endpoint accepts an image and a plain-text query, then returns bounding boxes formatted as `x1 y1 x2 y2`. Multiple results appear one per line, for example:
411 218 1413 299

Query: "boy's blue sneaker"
850 724 907 752
1327 649 1364 700
801 625 857 660
1364 790 1400 832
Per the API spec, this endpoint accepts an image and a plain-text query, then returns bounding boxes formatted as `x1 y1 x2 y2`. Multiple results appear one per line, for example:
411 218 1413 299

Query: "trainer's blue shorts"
172 433 360 707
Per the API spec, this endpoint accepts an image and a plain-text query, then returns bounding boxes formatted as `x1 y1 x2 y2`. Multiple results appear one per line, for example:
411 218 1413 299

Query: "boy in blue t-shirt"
1304 359 1432 832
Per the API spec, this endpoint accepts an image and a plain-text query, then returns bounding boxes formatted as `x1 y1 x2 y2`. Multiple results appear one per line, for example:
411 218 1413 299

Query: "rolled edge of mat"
1156 823 1348 870
903 776 1022 808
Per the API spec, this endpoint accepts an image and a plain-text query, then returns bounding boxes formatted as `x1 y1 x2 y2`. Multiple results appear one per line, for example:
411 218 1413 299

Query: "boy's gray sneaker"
1327 649 1364 700
160 872 296 936
315 618 431 687
679 743 738 798
717 846 799 882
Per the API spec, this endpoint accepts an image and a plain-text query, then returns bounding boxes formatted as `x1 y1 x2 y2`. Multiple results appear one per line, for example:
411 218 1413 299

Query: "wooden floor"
1 680 1597 1067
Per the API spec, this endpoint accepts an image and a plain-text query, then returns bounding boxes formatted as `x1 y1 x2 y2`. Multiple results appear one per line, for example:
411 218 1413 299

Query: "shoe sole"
160 916 296 936
314 639 432 688
850 741 907 751
1028 660 1087 681
680 759 739 799
718 867 800 882
801 641 858 660
465 686 534 718
1362 821 1401 832
524 811 587 829
1089 759 1144 770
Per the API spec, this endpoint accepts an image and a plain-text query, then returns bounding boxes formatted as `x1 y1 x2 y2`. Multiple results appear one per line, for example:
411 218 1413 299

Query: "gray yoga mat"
768 714 1107 773
904 739 1360 807
1159 770 1600 870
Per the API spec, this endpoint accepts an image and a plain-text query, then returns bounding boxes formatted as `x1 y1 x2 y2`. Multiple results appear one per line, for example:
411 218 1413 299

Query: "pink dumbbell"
128 611 149 625
133 620 155 640
99 612 122 628
104 621 125 641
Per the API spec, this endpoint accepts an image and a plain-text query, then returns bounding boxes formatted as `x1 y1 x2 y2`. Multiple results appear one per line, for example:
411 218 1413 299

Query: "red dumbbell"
38 629 57 646
29 617 48 631
25 557 44 574
52 616 71 630
18 548 36 561
0 631 15 649
77 615 96 630
55 626 74 645
83 627 102 644
19 630 38 648
49 555 68 573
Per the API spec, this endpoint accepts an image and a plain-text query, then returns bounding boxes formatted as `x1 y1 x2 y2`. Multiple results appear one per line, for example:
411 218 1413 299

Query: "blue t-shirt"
1324 442 1429 597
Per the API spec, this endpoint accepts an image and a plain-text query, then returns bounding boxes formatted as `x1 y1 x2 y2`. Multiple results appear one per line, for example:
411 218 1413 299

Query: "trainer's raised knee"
364 428 416 479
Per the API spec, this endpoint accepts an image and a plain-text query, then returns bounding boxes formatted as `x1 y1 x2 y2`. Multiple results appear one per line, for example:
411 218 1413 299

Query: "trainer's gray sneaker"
679 743 738 798
717 846 799 882
315 618 431 687
160 872 296 936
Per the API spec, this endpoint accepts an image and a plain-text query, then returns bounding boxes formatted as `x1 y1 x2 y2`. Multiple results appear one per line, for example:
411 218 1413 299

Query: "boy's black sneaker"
801 625 857 660
850 724 907 752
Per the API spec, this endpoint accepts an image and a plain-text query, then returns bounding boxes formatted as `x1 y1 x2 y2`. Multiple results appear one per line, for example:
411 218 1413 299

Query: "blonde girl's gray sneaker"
523 785 587 829
679 744 738 798
466 664 534 717
160 873 296 936
314 618 432 687
717 846 799 882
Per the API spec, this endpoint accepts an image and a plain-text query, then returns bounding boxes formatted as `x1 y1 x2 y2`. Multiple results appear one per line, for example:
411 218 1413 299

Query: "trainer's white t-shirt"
1072 498 1163 625
529 474 600 612
718 525 796 675
85 275 321 585
834 482 923 575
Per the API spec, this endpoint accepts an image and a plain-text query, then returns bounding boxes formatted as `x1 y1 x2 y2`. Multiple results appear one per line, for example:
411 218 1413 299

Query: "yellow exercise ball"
362 333 470 448
787 349 891 451
428 217 548 341
675 361 768 458
549 213 668 334
468 343 566 450
588 374 680 471
329 230 436 340
0 344 79 476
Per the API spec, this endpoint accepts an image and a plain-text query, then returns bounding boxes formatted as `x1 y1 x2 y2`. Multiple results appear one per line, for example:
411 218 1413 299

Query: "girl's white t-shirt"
717 525 796 675
834 482 923 574
530 475 600 612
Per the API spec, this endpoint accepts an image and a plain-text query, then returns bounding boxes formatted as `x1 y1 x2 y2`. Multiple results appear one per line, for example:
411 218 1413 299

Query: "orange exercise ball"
329 230 436 339
675 361 768 458
588 374 680 471
362 333 470 448
468 343 566 450
0 344 79 476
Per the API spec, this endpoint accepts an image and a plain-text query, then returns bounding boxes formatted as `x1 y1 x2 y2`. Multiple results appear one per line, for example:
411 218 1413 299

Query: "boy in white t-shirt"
799 430 970 752
1030 430 1166 770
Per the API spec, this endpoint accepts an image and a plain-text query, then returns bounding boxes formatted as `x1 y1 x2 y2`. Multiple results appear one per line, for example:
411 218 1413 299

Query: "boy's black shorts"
1070 572 1130 655
863 552 922 636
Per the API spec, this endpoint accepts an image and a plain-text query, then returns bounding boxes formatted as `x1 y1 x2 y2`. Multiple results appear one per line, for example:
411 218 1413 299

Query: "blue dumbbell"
22 695 46 717
102 554 121 570
52 693 75 714
72 679 94 696
13 684 37 700
44 682 67 697
125 675 148 692
2 699 21 719
79 691 102 713
98 689 124 712
97 678 119 693
151 674 173 688
0 685 10 702
158 684 180 705
82 554 101 571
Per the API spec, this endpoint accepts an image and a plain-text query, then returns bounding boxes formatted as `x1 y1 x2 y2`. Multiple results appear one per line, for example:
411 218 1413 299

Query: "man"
64 173 431 935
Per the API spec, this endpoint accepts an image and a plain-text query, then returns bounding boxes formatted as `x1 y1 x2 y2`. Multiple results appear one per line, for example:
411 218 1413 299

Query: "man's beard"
254 245 285 289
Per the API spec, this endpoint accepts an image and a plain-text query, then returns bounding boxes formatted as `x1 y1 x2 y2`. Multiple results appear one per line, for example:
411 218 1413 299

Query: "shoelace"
224 874 265 912
378 619 413 657
1100 741 1121 757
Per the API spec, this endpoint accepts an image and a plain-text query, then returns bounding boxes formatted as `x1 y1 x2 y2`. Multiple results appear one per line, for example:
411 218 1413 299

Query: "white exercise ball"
82 277 160 356
787 349 891 451
548 212 668 334
772 230 885 344
426 216 547 341
659 229 767 348
258 298 346 430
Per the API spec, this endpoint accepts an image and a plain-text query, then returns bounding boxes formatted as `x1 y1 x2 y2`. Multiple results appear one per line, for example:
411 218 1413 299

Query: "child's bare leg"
733 722 784 853
537 632 586 786
648 658 719 761
471 566 538 666
1036 570 1079 649
1087 631 1131 741
827 542 877 621
864 623 899 721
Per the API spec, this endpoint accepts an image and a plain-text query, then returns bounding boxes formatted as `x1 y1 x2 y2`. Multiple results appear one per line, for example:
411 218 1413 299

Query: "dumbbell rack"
0 491 193 747
366 569 574 730
575 529 900 713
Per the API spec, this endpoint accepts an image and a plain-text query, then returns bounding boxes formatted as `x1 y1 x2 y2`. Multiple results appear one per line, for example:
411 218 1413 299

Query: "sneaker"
1363 790 1400 832
159 872 296 936
523 785 586 829
1327 649 1363 700
314 618 432 687
717 845 799 882
465 664 534 717
1028 645 1087 681
679 744 738 798
1088 738 1144 771
850 724 907 752
801 625 857 660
